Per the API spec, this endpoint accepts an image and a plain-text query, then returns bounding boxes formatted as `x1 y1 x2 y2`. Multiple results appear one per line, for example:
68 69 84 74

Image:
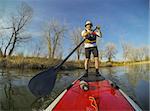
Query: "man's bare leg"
95 57 101 76
84 58 89 77
94 57 99 69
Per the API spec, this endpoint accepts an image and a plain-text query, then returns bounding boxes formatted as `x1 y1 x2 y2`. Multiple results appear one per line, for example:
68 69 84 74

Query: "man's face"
86 24 92 30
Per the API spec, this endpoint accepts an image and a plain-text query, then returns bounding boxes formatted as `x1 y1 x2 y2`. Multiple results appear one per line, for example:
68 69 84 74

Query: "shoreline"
111 61 150 67
0 57 149 70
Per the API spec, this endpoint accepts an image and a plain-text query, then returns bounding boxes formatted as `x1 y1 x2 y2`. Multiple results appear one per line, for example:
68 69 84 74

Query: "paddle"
28 27 100 97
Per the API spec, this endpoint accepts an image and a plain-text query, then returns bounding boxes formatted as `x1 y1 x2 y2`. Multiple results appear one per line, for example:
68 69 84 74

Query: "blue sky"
0 0 149 60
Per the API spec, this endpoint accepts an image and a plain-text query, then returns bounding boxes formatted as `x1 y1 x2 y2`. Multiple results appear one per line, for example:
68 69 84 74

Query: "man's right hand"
83 31 90 38
96 26 100 30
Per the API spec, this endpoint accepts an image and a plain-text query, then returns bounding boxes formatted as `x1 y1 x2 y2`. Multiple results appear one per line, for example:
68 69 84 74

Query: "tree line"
0 2 149 62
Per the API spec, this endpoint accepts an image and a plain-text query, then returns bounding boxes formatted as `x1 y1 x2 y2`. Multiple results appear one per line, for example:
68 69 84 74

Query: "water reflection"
136 80 149 110
0 64 149 111
0 69 37 111
126 64 149 86
0 70 14 111
100 64 149 110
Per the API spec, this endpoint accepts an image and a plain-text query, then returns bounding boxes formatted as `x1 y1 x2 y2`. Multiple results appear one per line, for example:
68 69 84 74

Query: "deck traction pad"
79 72 105 82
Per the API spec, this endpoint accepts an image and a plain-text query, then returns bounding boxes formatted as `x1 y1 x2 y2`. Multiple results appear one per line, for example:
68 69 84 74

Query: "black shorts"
85 46 99 59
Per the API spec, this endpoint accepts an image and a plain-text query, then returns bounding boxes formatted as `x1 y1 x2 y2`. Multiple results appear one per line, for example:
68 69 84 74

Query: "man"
81 20 102 77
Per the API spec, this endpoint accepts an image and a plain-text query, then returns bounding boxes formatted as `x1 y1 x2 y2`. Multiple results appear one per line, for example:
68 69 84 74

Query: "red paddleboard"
45 73 142 111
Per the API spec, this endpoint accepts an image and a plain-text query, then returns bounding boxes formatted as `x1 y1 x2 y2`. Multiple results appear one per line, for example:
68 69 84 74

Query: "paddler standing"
81 20 102 77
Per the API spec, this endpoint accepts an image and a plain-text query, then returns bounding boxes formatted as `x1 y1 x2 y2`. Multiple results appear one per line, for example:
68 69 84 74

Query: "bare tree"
121 41 138 61
0 49 2 57
136 48 144 61
34 44 42 57
127 47 145 62
70 27 83 61
99 49 105 61
121 41 131 61
105 42 117 62
0 29 4 57
121 40 150 62
43 19 67 59
121 38 150 62
125 45 138 62
132 48 140 61
1 2 33 57
142 46 150 61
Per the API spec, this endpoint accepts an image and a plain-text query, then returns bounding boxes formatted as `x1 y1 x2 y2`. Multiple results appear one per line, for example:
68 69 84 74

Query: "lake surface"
0 64 149 111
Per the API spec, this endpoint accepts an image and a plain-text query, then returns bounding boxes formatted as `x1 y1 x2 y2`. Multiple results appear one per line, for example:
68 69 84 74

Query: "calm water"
0 64 149 111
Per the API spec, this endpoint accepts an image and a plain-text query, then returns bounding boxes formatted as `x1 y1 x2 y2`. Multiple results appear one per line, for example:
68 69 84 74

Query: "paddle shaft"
55 39 85 70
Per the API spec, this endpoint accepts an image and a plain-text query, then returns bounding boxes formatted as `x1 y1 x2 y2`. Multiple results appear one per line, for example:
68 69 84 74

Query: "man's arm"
81 30 91 38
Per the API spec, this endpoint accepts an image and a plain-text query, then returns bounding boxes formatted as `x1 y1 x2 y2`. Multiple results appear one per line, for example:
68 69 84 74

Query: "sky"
0 0 149 60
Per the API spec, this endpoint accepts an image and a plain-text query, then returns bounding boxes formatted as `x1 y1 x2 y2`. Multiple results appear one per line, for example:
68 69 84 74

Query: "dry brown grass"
0 56 149 69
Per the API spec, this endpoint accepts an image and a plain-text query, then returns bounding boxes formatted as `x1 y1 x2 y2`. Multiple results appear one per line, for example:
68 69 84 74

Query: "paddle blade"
28 68 57 97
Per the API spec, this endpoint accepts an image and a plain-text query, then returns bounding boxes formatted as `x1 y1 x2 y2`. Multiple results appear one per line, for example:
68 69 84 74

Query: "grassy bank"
111 61 150 67
0 56 83 70
0 56 149 70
